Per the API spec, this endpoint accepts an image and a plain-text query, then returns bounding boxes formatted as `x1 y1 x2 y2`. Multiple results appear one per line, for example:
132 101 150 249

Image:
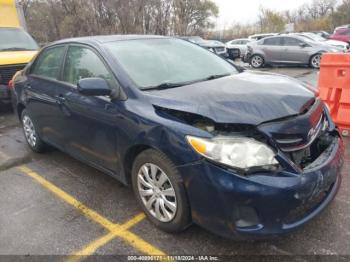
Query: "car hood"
0 50 37 66
145 71 316 125
326 39 348 46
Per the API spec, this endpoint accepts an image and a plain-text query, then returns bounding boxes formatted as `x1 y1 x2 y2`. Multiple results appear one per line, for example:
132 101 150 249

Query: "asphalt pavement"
0 66 349 260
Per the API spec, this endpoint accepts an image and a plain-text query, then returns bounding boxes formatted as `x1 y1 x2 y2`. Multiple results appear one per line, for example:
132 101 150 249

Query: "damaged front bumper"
178 135 344 239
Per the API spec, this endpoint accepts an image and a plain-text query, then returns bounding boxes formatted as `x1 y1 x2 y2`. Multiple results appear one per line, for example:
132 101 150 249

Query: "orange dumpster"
318 53 350 137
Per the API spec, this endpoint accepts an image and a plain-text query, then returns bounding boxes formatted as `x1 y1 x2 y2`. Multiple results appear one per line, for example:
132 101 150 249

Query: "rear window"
0 28 38 52
31 46 65 80
263 37 282 46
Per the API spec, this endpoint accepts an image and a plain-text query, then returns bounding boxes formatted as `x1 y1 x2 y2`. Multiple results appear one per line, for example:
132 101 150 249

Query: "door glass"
284 37 303 46
62 46 112 85
263 37 282 46
31 46 65 80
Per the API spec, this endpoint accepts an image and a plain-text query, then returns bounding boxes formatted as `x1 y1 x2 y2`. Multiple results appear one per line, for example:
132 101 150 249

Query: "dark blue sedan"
11 35 344 239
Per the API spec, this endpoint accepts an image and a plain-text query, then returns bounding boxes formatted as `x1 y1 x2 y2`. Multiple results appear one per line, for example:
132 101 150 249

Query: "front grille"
0 64 26 85
275 114 326 152
272 113 336 169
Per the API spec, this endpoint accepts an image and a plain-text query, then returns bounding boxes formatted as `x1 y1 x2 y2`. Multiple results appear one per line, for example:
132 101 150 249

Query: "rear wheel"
250 54 264 68
132 149 191 233
310 54 322 69
21 109 46 153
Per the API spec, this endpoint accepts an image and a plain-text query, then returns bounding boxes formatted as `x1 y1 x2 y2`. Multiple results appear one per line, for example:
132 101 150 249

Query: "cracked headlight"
187 136 278 170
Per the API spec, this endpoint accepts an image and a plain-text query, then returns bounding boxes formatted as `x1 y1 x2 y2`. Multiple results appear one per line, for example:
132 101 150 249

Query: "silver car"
245 35 341 69
225 38 252 59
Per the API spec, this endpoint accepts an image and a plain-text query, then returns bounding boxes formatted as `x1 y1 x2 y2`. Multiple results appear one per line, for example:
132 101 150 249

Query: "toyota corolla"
11 35 344 239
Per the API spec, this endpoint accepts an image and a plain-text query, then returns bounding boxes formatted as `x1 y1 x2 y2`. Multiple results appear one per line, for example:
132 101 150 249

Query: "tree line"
19 0 350 44
220 0 350 40
19 0 219 44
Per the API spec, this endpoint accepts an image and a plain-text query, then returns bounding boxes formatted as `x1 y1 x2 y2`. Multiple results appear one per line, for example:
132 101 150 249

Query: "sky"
213 0 314 29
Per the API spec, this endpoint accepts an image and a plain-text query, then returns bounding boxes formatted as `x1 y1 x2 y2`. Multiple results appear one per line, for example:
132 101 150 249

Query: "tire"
250 54 264 68
21 109 46 153
310 53 322 69
131 149 191 233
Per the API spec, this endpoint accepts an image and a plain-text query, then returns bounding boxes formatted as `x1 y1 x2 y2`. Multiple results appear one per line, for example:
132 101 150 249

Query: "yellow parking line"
17 166 167 259
71 213 146 257
17 166 116 231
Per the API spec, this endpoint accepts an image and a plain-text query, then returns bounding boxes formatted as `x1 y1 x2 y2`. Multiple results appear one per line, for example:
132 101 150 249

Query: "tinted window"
104 38 237 89
241 40 250 44
263 37 282 46
62 46 112 85
31 46 65 79
283 37 304 46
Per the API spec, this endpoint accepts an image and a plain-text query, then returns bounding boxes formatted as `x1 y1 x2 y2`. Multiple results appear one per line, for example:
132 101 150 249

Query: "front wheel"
310 54 322 69
250 54 265 68
132 149 191 233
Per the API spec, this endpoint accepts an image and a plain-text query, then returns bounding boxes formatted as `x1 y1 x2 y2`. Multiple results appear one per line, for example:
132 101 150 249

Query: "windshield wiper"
0 47 35 52
142 82 186 91
142 74 231 91
204 73 231 81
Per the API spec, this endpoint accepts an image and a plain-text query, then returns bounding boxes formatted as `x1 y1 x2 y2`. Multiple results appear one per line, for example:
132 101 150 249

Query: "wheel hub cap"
137 163 177 222
22 115 37 147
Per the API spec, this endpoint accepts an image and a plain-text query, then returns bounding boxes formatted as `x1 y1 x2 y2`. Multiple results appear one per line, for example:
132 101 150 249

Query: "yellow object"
0 50 37 66
187 136 207 154
17 166 167 259
0 0 20 28
0 1 37 85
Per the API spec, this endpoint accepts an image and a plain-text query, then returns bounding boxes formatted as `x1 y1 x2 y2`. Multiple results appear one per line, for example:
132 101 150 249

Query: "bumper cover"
178 136 344 239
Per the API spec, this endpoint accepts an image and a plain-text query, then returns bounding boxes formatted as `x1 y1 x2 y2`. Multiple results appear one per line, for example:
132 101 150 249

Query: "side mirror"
77 78 111 96
299 43 307 48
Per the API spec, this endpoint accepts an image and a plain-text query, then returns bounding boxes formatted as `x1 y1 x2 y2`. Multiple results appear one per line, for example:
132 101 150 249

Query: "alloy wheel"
22 115 37 148
251 55 263 68
137 163 177 222
311 54 321 68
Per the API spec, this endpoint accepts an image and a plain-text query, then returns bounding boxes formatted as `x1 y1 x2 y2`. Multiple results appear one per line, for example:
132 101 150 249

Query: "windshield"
0 28 38 52
104 38 237 89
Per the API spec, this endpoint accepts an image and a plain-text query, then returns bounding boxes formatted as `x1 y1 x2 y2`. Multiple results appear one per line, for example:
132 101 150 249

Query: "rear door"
281 37 311 64
261 37 284 63
54 44 120 172
25 45 67 148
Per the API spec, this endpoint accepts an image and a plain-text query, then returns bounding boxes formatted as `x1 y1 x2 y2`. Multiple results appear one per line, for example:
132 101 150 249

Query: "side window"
263 37 282 46
31 46 65 79
62 46 112 85
284 37 303 46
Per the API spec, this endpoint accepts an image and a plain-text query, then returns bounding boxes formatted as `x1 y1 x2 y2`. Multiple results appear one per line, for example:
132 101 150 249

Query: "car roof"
50 34 169 46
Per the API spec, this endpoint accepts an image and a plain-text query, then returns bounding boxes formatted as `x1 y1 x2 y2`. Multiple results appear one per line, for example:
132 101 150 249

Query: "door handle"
55 95 66 104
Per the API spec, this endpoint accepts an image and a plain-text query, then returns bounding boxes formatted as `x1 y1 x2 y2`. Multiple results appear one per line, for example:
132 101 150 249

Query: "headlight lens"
187 136 278 170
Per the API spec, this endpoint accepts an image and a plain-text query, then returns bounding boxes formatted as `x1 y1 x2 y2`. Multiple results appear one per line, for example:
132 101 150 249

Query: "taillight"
8 79 14 89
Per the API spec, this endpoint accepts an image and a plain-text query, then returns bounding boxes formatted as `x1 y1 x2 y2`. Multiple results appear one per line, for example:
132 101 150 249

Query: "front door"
281 37 311 64
55 45 120 173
